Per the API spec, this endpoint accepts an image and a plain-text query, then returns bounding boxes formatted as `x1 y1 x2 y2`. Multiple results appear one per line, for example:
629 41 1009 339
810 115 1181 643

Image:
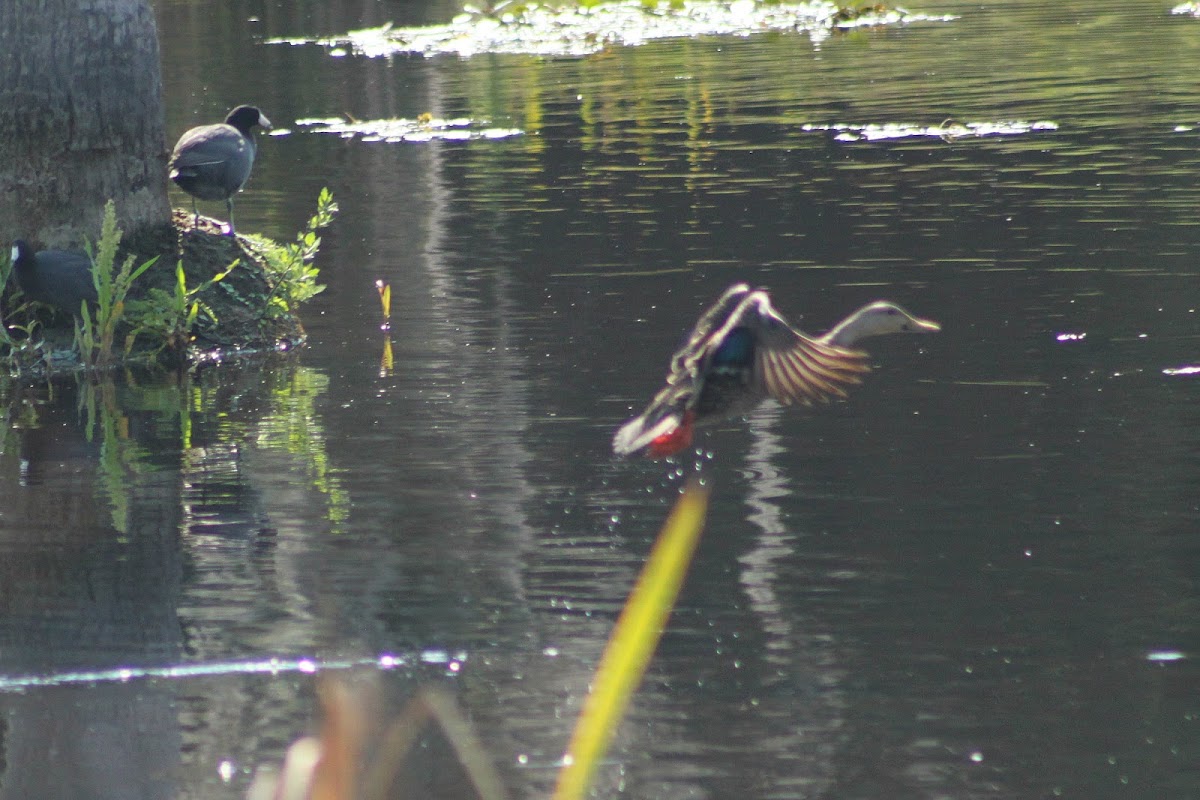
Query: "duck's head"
825 301 941 348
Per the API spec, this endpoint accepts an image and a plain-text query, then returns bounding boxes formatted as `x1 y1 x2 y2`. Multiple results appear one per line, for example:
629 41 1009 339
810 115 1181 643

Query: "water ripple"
0 651 465 692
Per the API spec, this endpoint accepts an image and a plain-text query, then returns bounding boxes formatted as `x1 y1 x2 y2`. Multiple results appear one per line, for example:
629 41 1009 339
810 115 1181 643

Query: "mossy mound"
126 211 306 353
3 197 331 375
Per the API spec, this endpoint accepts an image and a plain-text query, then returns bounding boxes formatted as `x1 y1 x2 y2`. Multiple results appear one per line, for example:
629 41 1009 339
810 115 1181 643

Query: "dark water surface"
2 0 1199 797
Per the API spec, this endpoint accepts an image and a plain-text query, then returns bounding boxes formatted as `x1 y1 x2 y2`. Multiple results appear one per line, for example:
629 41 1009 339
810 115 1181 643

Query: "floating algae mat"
293 116 524 143
804 120 1060 142
268 1 956 58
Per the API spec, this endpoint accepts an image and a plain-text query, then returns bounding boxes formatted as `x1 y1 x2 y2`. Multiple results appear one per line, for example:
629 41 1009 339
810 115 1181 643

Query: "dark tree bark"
0 0 170 248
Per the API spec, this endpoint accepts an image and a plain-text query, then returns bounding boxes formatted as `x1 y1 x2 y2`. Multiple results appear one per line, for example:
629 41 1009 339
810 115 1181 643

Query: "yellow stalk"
375 280 391 326
552 481 710 800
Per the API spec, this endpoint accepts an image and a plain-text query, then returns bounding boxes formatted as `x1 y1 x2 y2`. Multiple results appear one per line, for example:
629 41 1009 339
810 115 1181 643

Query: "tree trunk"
0 0 170 248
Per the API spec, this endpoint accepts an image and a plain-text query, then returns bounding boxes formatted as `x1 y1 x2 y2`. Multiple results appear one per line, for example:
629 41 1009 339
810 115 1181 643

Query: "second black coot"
9 240 98 318
169 105 272 235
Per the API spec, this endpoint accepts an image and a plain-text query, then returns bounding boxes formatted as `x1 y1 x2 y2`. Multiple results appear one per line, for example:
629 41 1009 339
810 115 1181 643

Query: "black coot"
169 105 272 235
9 240 98 318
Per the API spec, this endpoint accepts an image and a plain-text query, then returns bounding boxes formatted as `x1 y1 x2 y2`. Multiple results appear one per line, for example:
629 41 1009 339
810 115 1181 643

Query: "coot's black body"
169 104 271 235
9 240 98 317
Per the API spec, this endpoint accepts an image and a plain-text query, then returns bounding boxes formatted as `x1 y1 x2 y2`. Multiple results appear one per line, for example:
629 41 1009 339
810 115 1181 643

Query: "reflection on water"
2 0 1199 797
0 360 357 798
0 376 184 800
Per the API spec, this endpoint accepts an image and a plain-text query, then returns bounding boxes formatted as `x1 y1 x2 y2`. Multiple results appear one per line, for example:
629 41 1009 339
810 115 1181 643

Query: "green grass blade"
552 481 710 800
128 254 159 284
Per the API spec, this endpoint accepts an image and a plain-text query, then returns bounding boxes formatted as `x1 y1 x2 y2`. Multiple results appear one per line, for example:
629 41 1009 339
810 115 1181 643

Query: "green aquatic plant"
123 259 234 363
75 201 159 368
243 188 338 322
2 320 47 369
0 286 46 369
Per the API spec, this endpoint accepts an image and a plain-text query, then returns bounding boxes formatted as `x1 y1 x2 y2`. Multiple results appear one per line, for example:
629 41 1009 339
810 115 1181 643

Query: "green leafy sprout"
244 187 339 322
75 201 159 368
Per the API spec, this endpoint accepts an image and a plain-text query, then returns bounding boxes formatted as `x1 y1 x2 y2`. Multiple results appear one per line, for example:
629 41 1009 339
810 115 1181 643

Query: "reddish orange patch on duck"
647 411 696 458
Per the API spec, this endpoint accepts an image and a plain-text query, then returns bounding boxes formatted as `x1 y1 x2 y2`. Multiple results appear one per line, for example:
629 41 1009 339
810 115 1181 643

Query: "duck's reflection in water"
734 403 847 796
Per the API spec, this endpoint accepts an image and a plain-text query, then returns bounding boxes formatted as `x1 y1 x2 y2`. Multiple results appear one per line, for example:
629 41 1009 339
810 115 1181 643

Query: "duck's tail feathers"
613 409 693 458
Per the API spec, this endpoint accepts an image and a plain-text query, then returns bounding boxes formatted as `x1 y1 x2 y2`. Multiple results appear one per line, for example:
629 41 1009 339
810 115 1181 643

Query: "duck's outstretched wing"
613 285 754 457
734 291 871 406
665 283 754 379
